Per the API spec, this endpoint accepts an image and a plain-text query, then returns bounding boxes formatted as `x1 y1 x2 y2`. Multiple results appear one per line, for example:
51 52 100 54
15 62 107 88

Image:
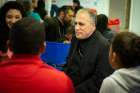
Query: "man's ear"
39 42 45 53
7 40 13 51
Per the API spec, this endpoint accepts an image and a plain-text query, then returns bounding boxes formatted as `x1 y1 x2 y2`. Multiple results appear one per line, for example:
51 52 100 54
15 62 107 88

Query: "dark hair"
112 31 140 68
0 1 26 29
34 0 47 20
73 0 82 15
56 7 66 17
73 0 80 6
37 0 45 9
0 1 26 52
96 14 109 33
10 17 45 54
20 1 31 12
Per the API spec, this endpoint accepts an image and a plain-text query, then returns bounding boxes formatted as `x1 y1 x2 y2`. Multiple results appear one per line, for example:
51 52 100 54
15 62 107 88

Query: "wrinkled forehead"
76 11 91 22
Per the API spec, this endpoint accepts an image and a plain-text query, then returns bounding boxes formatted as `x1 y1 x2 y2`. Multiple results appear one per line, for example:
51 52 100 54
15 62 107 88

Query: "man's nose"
75 24 80 30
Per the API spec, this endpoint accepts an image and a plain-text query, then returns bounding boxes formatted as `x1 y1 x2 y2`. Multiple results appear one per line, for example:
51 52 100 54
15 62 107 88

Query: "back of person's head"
9 17 45 54
73 0 80 6
20 0 31 12
0 1 26 27
96 14 108 33
19 0 37 11
112 31 140 68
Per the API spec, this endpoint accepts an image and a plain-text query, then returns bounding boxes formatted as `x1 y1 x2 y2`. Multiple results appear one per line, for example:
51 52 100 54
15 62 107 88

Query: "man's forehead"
76 12 91 21
76 11 90 17
75 13 95 25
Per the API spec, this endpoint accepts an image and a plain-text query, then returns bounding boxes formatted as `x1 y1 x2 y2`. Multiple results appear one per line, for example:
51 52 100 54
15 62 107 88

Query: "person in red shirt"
0 17 75 93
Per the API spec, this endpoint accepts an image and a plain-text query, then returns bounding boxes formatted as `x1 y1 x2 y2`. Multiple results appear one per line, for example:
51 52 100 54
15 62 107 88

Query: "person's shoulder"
45 17 60 28
102 29 116 42
28 11 42 22
104 29 116 36
95 31 110 45
39 64 67 78
100 76 118 93
102 76 116 85
38 64 73 83
31 12 40 17
38 64 75 93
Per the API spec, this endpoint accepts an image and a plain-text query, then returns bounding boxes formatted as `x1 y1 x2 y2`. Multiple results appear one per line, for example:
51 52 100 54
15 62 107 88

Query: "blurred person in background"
34 0 48 21
96 14 116 43
63 7 75 42
72 0 83 16
0 1 26 61
45 7 66 42
50 0 59 17
19 0 42 22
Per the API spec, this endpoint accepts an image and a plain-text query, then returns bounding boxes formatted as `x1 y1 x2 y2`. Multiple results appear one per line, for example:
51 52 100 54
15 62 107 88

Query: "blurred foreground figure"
0 17 75 93
100 31 140 93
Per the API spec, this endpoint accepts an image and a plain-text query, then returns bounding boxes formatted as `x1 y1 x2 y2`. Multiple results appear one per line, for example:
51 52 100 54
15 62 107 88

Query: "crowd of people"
0 0 140 93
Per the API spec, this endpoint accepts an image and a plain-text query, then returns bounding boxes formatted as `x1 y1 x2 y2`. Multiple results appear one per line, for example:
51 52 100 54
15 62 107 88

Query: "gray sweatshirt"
100 66 140 93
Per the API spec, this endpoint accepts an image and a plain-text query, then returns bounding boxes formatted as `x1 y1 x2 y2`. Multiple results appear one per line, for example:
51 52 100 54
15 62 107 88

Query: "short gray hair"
76 8 97 25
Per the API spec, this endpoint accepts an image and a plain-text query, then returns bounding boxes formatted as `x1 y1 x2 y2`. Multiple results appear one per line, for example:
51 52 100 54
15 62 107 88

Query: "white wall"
45 0 52 16
45 0 110 16
129 0 140 35
109 0 126 30
0 0 7 7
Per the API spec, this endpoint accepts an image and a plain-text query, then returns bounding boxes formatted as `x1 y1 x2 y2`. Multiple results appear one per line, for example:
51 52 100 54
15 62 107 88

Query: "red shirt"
0 54 75 93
